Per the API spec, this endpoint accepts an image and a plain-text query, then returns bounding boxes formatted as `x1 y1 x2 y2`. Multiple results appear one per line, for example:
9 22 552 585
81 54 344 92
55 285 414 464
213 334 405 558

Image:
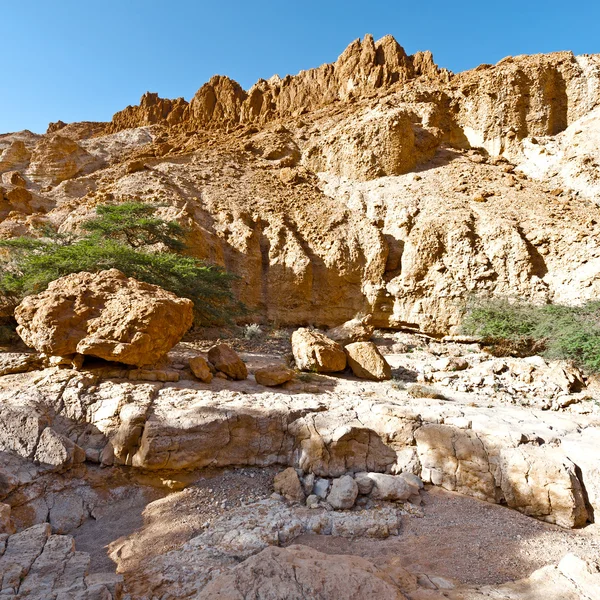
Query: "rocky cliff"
1 35 600 333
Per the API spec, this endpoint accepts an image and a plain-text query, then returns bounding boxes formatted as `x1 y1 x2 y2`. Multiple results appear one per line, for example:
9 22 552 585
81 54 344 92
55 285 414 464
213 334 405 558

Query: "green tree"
0 202 241 325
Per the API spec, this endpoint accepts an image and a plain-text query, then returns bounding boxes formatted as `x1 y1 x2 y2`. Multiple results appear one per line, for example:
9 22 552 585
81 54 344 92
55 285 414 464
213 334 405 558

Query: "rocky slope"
1 34 600 332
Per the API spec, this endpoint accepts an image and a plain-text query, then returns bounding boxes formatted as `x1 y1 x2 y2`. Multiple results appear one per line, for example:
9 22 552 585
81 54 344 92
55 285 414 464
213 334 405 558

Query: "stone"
499 446 589 528
273 467 305 503
1 170 26 187
355 472 375 495
33 427 86 470
327 315 374 346
345 341 392 381
313 478 330 499
27 133 99 185
207 344 247 380
14 269 194 367
327 475 358 509
291 328 346 373
431 357 469 372
189 356 213 383
302 473 315 496
0 352 43 376
254 364 295 386
367 473 414 502
0 503 15 535
306 495 319 509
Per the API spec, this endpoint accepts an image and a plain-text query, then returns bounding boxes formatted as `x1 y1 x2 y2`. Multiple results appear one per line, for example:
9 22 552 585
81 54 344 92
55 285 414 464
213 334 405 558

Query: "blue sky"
2 1 599 134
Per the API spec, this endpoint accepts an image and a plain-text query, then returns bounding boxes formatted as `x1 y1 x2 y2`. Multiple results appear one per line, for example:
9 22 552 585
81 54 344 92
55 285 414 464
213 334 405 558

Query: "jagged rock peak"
108 34 448 133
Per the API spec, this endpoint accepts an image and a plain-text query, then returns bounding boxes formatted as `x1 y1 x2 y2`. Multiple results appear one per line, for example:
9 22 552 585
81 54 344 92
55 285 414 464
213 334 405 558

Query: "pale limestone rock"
355 472 375 495
327 475 358 509
15 269 194 367
254 364 295 386
189 356 213 383
313 478 330 499
273 467 305 503
291 328 346 373
33 427 86 470
367 473 414 501
499 446 589 528
207 343 247 380
0 523 122 599
431 357 469 372
197 544 409 599
345 341 392 381
327 315 374 346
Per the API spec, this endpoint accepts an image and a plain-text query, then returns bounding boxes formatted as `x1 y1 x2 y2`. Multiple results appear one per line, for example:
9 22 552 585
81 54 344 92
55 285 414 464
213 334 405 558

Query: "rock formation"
1 33 600 600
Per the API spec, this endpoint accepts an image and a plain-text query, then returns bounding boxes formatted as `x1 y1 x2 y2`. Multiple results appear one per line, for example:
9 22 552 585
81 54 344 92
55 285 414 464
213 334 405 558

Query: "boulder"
274 467 305 503
254 364 295 386
327 475 358 509
327 315 374 346
189 356 213 383
14 269 193 367
345 341 392 381
367 473 414 501
207 344 247 380
291 328 346 373
33 427 86 470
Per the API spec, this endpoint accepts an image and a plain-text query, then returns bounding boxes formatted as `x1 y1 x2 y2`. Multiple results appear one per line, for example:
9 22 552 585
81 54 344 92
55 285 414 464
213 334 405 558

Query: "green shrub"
462 298 600 373
0 202 242 325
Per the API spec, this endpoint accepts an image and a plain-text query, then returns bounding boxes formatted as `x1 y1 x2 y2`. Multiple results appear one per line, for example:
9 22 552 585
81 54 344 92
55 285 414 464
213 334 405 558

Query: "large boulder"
345 341 392 381
14 269 194 367
291 328 346 373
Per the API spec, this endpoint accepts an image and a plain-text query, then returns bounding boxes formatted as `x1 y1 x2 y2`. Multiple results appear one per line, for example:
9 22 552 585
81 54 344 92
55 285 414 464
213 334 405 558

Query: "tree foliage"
0 202 241 325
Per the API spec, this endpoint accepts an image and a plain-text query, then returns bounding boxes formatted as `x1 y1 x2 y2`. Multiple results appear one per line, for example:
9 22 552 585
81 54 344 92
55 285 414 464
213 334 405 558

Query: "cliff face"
2 35 600 333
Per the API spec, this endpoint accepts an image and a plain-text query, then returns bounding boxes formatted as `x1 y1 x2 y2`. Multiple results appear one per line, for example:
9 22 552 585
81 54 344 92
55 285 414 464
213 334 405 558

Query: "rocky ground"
1 329 600 598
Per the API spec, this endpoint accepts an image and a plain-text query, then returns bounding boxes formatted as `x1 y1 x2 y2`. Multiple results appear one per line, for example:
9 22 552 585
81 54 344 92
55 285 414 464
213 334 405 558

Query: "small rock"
306 494 319 509
189 356 213 383
345 341 392 381
208 344 247 380
313 478 330 499
327 315 374 346
254 364 295 386
273 467 305 503
302 473 315 496
291 328 346 373
355 472 375 495
431 357 468 372
327 475 358 510
0 503 16 535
